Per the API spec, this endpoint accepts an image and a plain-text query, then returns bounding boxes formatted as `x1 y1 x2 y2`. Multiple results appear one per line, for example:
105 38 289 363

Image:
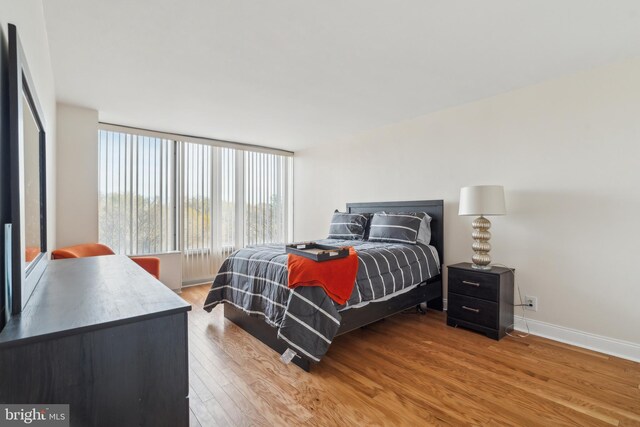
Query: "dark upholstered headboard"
346 200 444 266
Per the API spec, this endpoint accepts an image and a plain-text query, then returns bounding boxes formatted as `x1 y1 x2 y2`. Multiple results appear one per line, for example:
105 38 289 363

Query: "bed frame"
224 200 444 371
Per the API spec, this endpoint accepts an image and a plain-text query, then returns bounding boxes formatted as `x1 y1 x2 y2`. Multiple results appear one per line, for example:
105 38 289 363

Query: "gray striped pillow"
416 213 432 245
328 212 368 240
368 212 426 244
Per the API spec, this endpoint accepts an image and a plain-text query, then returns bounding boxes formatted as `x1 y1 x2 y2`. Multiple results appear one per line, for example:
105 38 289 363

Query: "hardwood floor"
181 284 640 426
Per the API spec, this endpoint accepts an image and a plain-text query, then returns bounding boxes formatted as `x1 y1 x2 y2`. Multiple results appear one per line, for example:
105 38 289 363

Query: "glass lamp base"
471 263 492 270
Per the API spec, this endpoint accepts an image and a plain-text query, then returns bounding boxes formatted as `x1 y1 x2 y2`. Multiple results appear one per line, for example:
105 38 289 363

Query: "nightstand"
446 263 514 340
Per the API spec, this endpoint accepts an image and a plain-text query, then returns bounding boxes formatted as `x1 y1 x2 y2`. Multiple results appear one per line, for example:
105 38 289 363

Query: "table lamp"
458 185 506 270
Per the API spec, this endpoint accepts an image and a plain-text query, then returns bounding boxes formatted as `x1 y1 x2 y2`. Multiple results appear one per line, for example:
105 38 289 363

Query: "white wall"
0 0 57 252
294 58 640 349
56 103 98 247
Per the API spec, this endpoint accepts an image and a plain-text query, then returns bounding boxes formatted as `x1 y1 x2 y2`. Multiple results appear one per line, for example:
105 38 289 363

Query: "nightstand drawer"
448 268 499 302
448 293 497 329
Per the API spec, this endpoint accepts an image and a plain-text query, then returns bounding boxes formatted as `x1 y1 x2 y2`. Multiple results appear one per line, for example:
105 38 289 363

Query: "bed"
203 200 444 371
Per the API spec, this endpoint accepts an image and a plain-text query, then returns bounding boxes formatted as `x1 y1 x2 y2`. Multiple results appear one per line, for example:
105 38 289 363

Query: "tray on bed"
285 242 350 262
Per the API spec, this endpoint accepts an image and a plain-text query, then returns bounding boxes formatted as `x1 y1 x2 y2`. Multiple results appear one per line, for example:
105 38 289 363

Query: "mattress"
203 239 440 362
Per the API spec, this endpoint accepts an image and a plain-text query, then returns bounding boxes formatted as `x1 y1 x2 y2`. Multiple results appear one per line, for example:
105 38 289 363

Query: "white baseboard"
441 299 639 362
512 315 640 363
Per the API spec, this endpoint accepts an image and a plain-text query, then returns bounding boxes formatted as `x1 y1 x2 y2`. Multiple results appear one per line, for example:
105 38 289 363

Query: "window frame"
97 123 294 271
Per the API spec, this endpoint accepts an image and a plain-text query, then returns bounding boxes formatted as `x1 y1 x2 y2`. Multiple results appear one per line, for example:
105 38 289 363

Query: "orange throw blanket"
287 247 359 305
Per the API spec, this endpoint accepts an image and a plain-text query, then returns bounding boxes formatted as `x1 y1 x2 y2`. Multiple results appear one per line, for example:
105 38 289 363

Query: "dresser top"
0 255 191 348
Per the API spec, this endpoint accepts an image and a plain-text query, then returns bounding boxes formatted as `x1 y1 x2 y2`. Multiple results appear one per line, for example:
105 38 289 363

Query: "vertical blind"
98 130 175 255
180 143 238 282
244 151 289 246
98 128 293 284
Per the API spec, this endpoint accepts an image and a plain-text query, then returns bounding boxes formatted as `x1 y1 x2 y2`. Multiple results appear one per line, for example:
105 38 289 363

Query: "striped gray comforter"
203 239 440 362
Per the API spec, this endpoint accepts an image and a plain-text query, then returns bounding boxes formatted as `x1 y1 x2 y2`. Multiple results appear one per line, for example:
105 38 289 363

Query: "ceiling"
43 0 640 151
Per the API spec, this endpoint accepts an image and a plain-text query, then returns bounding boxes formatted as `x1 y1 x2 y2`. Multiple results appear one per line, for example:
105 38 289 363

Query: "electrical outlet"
524 296 538 311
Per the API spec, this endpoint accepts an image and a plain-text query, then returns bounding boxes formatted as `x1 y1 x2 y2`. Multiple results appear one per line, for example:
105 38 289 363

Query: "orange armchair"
52 243 161 280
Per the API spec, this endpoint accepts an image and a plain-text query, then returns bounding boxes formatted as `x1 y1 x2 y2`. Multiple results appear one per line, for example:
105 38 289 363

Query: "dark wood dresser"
0 255 191 427
446 262 514 340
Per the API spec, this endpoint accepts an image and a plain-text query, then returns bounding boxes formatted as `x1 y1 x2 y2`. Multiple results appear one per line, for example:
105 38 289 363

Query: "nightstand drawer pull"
462 280 481 287
462 305 480 313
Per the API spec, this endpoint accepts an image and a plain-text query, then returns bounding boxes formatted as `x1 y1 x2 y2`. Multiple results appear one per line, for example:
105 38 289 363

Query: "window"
243 151 290 246
181 143 238 282
98 131 175 255
98 127 293 284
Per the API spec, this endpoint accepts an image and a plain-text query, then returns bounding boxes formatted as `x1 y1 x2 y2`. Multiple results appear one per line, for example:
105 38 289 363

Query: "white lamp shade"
459 185 506 216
